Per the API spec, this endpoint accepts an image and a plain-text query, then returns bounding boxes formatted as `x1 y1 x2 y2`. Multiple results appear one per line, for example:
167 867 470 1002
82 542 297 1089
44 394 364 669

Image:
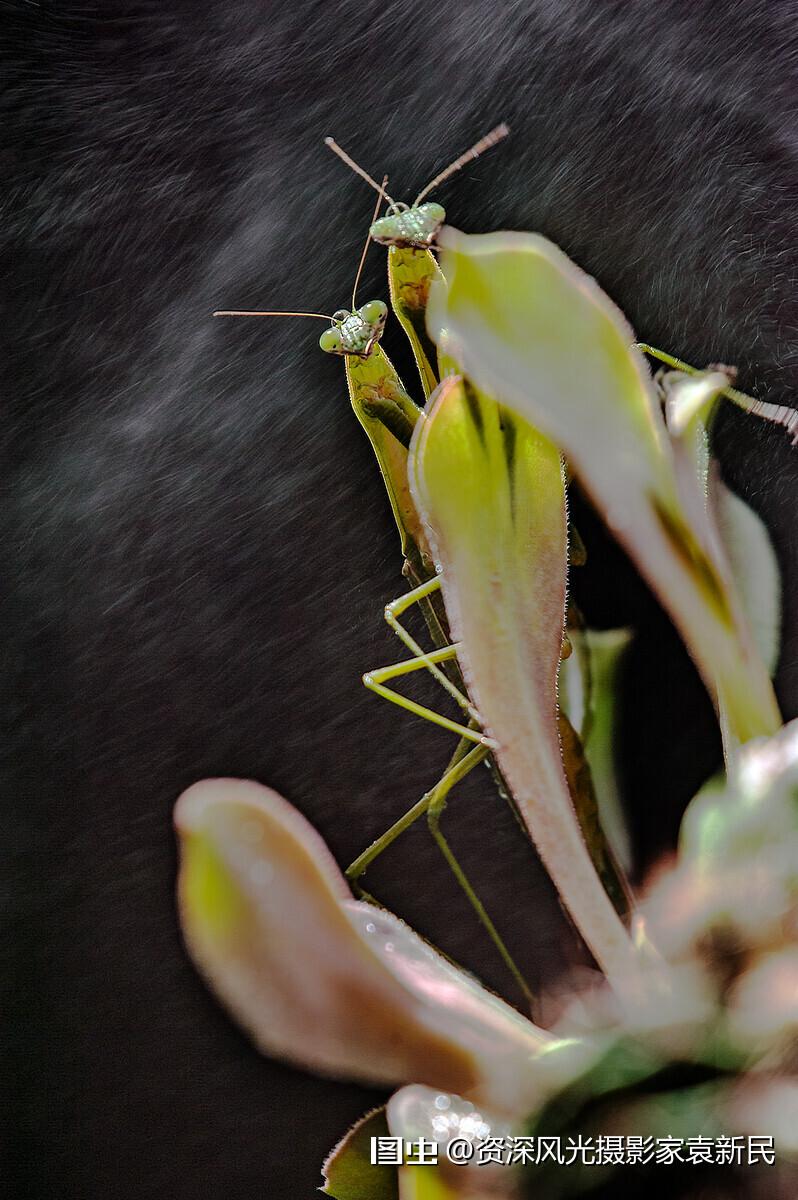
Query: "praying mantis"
320 126 636 997
214 125 556 1003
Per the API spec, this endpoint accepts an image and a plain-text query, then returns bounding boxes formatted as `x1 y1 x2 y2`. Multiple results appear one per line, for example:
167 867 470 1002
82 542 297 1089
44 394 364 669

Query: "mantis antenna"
351 175 389 310
213 182 390 356
324 123 510 211
324 138 400 208
213 309 333 319
213 178 388 324
413 122 510 205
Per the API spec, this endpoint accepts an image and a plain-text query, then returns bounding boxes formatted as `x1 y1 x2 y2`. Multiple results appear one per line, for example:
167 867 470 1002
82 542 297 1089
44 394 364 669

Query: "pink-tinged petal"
728 947 798 1050
408 375 654 1004
726 1077 798 1160
715 483 781 677
427 228 781 746
175 778 551 1113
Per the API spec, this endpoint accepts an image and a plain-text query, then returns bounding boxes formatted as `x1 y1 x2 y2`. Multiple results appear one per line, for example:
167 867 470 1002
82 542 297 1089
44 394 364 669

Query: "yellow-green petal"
408 375 649 1001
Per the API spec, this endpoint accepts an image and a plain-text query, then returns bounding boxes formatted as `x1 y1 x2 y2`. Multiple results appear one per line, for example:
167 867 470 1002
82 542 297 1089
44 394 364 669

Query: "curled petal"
660 367 782 753
175 778 551 1114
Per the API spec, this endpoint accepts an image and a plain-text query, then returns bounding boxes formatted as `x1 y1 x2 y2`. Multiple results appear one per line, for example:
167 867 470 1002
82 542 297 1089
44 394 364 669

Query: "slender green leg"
363 647 496 747
353 573 531 996
347 738 535 1002
638 343 758 411
427 787 535 1006
367 642 459 683
382 576 481 720
363 575 495 746
346 736 483 881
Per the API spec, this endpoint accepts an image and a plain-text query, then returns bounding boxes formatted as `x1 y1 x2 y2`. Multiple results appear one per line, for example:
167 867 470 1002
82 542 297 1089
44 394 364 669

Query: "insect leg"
640 342 798 442
347 735 533 1003
346 735 484 882
362 659 494 747
427 782 535 1006
382 575 481 719
355 576 532 996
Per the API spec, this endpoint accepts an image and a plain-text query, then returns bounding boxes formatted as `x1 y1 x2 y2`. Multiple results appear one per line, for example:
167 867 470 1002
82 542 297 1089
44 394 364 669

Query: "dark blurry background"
3 2 797 1196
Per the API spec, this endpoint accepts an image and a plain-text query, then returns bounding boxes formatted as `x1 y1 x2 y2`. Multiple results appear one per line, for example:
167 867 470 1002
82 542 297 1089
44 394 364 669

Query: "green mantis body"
341 250 534 996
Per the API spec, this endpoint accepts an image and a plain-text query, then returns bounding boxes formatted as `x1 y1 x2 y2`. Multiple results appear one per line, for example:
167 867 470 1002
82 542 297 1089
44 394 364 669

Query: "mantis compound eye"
319 326 344 353
369 215 393 240
358 300 387 326
423 201 445 224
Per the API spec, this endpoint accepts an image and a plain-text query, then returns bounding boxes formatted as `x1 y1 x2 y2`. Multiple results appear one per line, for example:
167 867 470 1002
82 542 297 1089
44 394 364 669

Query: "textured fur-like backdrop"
4 3 797 1196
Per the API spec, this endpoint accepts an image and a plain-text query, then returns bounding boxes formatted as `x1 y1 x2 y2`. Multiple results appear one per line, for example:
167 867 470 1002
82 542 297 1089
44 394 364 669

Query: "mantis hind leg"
346 734 485 881
346 736 534 1005
427 781 534 1006
352 572 533 1000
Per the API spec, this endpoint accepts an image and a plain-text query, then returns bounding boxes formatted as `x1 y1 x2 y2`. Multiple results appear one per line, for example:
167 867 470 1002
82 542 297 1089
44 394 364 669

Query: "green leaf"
396 1166 460 1200
322 1108 399 1200
715 483 781 676
387 246 442 400
526 1039 735 1200
561 628 634 872
427 228 781 746
408 374 646 1001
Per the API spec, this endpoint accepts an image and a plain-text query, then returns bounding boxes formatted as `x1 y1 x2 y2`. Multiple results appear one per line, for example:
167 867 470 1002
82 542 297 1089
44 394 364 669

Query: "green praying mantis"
214 125 562 1002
